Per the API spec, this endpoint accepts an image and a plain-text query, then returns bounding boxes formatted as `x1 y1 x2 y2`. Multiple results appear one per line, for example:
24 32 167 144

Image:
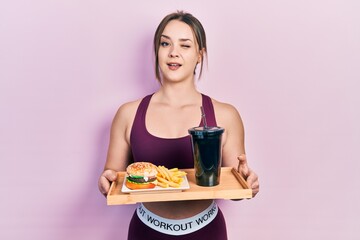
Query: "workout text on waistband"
136 201 218 236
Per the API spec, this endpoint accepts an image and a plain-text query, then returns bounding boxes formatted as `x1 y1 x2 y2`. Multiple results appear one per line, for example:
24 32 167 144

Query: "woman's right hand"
98 169 118 197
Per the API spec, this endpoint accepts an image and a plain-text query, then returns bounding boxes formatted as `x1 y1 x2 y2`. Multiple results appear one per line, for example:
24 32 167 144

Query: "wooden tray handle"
231 167 250 190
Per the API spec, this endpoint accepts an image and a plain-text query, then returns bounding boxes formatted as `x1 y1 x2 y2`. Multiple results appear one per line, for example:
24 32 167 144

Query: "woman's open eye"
160 41 169 47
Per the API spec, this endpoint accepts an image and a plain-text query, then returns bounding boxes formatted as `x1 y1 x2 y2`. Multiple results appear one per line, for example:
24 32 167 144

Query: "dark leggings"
127 208 228 240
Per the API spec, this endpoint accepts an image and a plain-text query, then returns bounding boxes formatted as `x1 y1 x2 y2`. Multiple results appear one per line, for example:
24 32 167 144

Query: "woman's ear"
198 48 205 63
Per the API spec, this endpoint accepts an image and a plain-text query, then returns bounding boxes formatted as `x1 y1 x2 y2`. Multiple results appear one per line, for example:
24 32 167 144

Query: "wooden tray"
107 167 252 205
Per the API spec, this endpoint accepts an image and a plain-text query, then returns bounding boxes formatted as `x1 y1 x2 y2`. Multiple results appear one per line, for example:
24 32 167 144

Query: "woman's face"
158 20 201 83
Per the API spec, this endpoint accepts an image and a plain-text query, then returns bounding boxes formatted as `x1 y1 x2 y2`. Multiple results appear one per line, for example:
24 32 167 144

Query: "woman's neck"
155 80 201 107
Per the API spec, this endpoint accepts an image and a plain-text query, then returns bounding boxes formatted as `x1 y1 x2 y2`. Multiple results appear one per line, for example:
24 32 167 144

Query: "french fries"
156 165 187 188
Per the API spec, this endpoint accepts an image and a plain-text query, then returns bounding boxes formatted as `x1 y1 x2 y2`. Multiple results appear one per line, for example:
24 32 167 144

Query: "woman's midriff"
143 199 214 219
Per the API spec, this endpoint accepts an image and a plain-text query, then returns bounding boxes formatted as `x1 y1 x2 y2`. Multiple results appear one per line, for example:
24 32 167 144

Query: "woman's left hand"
237 154 259 198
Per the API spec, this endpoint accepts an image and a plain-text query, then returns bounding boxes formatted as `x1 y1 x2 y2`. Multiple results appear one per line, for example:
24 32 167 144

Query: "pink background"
1 0 359 239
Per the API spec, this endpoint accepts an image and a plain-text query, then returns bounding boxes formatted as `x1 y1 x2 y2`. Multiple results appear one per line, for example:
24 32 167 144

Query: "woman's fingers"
98 175 111 196
237 154 259 197
103 169 117 181
98 170 117 196
237 154 249 177
246 172 259 197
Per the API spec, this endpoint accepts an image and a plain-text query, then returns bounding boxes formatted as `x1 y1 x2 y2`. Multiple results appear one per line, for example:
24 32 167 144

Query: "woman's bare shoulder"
113 98 142 125
211 98 241 120
210 97 244 135
118 98 142 114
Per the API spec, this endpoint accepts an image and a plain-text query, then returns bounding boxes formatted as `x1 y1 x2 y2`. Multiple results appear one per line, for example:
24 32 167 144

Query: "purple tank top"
130 93 217 169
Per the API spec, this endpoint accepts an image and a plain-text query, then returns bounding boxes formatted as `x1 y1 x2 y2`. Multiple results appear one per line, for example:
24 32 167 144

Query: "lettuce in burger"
125 162 158 190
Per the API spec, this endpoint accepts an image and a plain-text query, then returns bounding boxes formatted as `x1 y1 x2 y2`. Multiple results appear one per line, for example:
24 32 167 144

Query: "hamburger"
125 162 158 190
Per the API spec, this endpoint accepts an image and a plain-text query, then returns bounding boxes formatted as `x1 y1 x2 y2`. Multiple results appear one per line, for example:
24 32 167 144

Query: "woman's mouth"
167 63 182 70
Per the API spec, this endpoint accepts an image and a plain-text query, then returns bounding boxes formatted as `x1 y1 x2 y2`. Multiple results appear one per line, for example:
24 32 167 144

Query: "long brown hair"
153 11 207 82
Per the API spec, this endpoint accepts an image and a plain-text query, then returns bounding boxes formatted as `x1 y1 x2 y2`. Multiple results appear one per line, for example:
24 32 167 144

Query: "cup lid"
188 126 224 135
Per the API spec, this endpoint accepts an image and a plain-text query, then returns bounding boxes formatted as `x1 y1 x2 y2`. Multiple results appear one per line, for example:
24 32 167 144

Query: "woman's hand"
98 169 118 197
237 154 259 198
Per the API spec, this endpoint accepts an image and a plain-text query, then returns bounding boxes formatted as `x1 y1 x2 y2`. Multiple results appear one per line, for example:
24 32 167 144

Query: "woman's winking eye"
160 38 191 49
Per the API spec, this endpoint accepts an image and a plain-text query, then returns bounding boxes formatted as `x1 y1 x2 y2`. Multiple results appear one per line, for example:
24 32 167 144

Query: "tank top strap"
201 94 218 127
131 93 153 134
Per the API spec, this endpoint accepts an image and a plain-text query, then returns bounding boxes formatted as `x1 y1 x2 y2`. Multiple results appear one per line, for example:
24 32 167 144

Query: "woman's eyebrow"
161 34 193 42
179 38 193 42
160 34 171 39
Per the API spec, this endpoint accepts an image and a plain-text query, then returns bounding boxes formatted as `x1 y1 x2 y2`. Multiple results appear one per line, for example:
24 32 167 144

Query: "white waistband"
136 201 218 236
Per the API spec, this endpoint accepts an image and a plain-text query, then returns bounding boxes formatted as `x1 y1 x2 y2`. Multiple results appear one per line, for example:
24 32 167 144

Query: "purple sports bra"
130 93 217 169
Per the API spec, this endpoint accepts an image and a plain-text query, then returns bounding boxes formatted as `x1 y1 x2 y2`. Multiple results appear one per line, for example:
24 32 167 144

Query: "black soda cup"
188 126 224 187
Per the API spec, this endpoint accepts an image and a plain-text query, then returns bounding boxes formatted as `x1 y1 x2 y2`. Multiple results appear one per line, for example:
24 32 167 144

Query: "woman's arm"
213 100 259 197
98 100 139 196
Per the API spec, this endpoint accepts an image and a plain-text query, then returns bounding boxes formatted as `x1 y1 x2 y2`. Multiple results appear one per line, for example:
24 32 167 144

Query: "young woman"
98 11 259 240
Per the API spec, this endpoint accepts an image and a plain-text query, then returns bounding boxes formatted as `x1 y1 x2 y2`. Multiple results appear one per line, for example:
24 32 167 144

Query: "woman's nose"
168 46 179 58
